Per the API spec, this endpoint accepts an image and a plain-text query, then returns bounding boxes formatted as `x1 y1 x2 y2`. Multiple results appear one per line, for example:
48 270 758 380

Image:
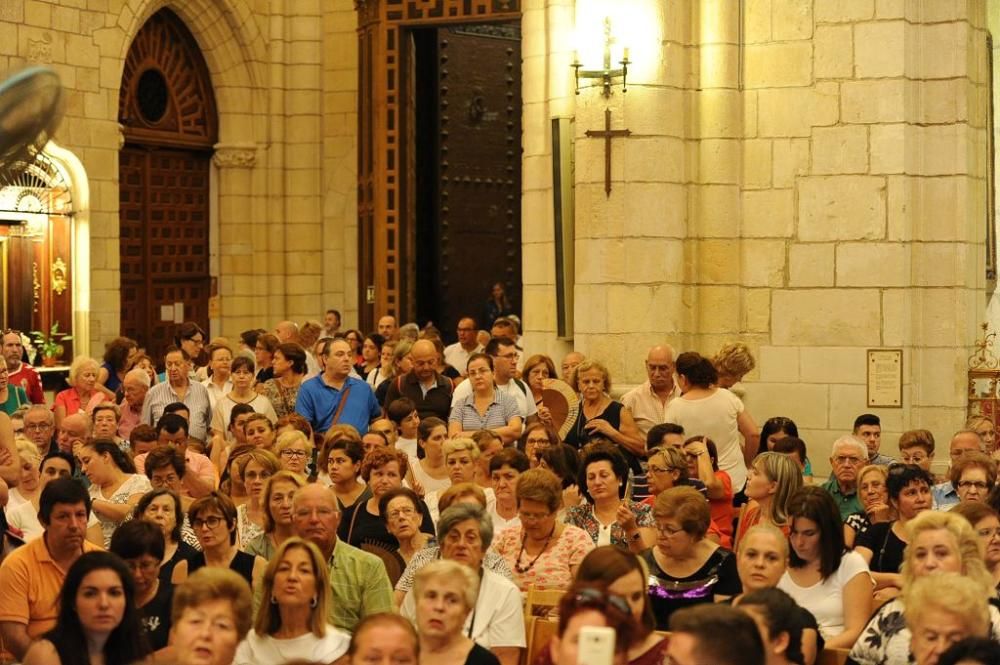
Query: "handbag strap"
331 385 352 426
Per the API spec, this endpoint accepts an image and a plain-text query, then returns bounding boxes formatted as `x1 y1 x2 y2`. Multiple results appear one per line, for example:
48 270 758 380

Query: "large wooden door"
118 9 217 360
413 23 523 338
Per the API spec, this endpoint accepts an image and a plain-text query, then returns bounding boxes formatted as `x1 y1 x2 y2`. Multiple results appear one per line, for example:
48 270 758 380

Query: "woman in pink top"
54 356 108 428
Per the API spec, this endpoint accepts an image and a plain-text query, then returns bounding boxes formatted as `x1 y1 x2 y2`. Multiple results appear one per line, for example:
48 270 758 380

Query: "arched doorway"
118 8 218 361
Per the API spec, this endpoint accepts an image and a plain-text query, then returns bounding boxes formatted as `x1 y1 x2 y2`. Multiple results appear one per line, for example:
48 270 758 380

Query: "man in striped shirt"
140 347 212 442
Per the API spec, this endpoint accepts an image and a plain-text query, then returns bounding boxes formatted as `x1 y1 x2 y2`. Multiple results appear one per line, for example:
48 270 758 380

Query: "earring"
270 596 278 605
310 596 318 608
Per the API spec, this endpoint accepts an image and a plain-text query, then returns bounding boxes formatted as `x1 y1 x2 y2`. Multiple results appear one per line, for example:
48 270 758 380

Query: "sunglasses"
571 588 631 616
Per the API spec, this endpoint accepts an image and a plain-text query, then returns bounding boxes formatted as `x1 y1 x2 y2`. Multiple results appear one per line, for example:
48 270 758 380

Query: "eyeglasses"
191 516 224 530
958 480 990 491
280 449 308 458
655 522 686 536
126 559 160 573
468 368 491 377
24 423 52 432
571 588 631 617
978 527 1000 539
833 455 865 466
387 507 417 520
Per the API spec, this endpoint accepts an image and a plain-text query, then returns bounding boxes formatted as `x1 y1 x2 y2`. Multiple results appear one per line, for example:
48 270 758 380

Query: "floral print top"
563 501 655 550
492 523 595 592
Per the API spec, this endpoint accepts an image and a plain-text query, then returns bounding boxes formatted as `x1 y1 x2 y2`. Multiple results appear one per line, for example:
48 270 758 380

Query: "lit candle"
623 47 630 62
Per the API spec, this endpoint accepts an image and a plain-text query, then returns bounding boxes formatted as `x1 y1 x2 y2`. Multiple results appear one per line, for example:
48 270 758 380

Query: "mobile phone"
577 625 616 665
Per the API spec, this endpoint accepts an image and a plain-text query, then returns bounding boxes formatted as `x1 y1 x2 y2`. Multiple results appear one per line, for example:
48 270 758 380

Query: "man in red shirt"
3 330 44 404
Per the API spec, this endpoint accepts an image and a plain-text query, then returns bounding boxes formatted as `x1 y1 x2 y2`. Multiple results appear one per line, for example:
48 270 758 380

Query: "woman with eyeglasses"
522 354 557 428
950 501 1000 590
448 353 522 444
110 520 175 653
951 452 997 503
843 465 893 549
521 423 559 468
254 332 280 384
641 485 741 629
734 452 803 549
173 492 267 587
235 448 280 546
381 487 432 566
274 429 312 476
855 464 933 603
492 468 593 592
849 510 1000 665
244 471 305 560
424 438 498 523
779 487 871 650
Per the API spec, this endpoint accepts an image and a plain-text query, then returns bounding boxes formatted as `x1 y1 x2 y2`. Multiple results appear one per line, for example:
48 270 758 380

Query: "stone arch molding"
117 0 268 149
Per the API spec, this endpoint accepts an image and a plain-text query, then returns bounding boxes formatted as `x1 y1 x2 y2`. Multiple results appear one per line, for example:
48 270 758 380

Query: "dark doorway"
411 23 522 343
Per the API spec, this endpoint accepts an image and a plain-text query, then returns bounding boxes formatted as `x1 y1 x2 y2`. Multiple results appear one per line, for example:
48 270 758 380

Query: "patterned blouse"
262 379 301 419
563 501 655 550
492 523 595 592
236 503 265 547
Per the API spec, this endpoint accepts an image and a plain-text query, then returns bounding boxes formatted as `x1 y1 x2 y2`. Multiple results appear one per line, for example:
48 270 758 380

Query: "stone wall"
522 0 990 475
0 0 357 351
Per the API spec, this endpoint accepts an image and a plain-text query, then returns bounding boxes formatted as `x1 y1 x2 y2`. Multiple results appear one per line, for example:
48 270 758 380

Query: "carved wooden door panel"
120 145 211 360
415 23 522 337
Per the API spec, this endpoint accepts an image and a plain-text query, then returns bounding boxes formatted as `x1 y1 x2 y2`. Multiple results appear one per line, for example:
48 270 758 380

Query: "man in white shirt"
443 317 482 375
450 337 537 424
622 344 680 437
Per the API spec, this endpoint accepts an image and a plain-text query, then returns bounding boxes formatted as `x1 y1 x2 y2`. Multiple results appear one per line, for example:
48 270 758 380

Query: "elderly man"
377 315 398 340
292 483 393 632
932 430 984 509
117 367 150 441
443 316 482 375
822 435 868 520
560 351 585 382
2 330 44 404
22 404 55 456
275 320 299 343
622 345 680 436
383 339 453 421
451 337 537 426
56 412 91 456
0 478 102 661
140 347 212 442
854 413 894 465
296 338 381 435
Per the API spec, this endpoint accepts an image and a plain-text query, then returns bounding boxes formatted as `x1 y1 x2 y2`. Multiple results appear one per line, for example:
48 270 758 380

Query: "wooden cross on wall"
585 108 631 197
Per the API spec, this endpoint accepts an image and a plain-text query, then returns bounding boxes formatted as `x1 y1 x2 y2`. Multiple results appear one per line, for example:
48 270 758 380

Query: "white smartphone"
577 625 616 665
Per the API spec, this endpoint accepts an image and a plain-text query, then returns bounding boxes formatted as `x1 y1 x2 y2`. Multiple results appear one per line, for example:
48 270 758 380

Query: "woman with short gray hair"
400 504 525 665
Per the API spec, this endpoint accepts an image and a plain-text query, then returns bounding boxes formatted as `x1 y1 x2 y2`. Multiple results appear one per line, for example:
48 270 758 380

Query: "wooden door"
413 23 522 339
118 8 217 361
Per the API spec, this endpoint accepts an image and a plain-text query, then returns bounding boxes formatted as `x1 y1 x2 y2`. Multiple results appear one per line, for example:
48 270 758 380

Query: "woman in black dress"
172 491 267 588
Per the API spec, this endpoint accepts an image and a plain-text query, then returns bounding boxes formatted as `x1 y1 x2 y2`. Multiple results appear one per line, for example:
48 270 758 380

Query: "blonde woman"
848 510 1000 665
904 574 991 665
734 452 803 548
966 415 997 458
244 471 306 560
6 437 40 513
274 429 313 476
236 449 280 545
424 437 496 523
53 356 107 427
233 537 350 664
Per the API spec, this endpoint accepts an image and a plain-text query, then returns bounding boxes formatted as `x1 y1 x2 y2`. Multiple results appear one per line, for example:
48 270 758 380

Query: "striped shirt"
140 380 213 442
448 387 520 431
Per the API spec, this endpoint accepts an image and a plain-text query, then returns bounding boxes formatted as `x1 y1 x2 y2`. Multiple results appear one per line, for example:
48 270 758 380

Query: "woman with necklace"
233 538 351 665
262 343 308 419
564 443 655 552
80 440 152 547
172 492 267 587
493 468 594 592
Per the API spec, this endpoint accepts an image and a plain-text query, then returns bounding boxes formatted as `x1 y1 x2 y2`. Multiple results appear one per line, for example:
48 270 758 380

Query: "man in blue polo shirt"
296 338 381 434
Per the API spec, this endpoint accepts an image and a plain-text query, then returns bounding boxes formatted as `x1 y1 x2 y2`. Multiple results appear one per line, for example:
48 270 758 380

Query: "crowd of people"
0 307 999 665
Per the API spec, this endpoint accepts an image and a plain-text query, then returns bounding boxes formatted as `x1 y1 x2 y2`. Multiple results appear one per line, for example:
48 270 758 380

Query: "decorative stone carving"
212 146 257 169
27 33 52 64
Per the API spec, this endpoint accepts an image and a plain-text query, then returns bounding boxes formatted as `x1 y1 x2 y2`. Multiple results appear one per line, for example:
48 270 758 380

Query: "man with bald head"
561 351 585 382
275 320 299 343
117 367 150 441
932 430 984 509
377 315 398 340
383 338 453 421
57 413 91 456
622 345 680 436
292 483 393 632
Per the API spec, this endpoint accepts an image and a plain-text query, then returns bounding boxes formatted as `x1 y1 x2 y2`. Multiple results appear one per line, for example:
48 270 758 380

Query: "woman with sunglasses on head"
548 584 638 665
22 551 152 665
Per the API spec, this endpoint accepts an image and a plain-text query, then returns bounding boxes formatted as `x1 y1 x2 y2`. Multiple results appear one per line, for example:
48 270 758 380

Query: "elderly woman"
235 448 280 545
7 451 87 542
779 487 871 650
735 452 803 548
244 470 305 560
643 445 694 505
80 439 152 547
261 342 308 419
564 442 655 551
951 452 997 503
849 510 1000 665
97 336 138 398
425 437 497 523
201 342 233 410
492 468 594 591
855 464 933 600
641 485 741 629
381 487 433 565
665 352 759 492
844 464 892 549
401 503 525 665
413 560 500 665
5 437 41 514
170 567 254 665
488 448 529 532
234 538 350 664
562 359 644 475
134 487 199 582
521 423 559 465
951 501 1000 589
735 525 821 665
340 447 435 553
448 353 522 444
173 491 267 588
109 520 175 652
522 354 557 428
905 574 992 665
274 429 312 476
54 355 108 426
